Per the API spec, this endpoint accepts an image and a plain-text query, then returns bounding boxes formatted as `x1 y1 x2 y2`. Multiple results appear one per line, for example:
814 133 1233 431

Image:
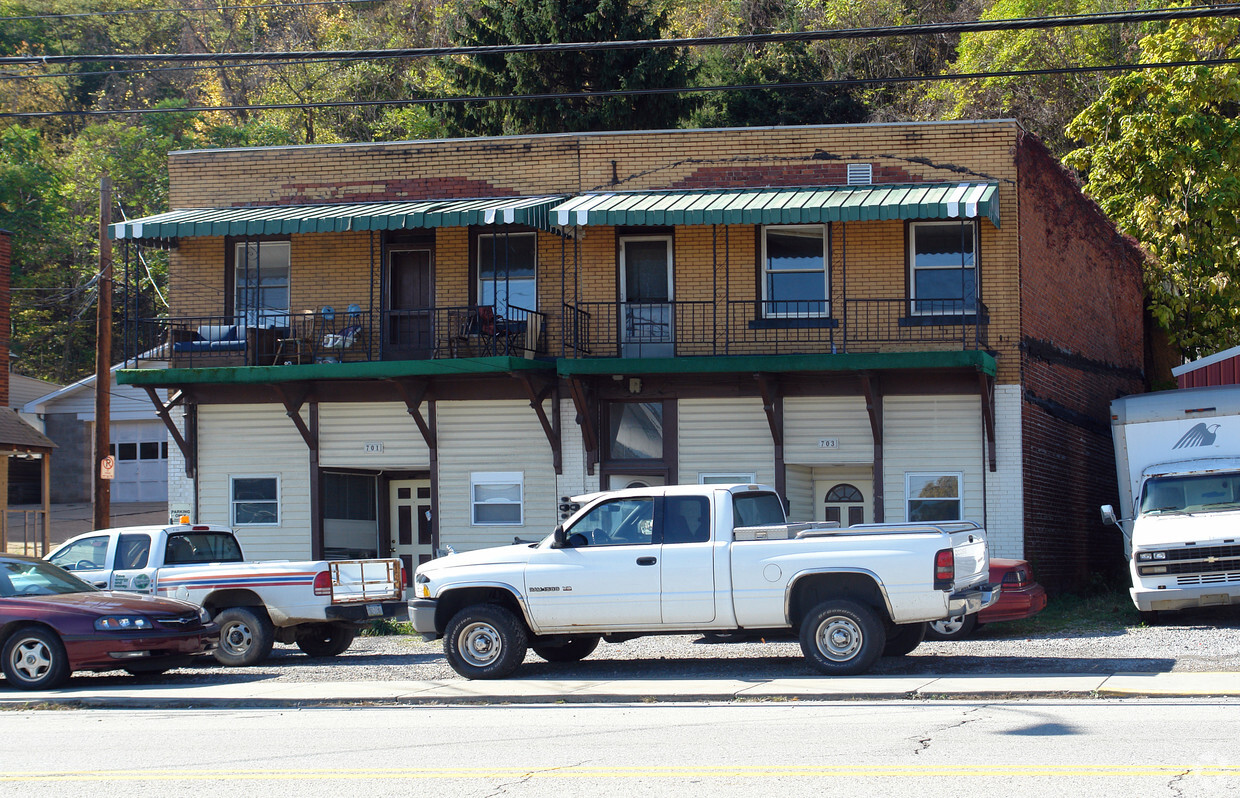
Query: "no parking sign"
100 455 116 480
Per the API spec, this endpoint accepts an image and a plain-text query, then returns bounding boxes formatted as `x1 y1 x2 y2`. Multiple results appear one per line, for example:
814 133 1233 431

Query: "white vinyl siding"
677 398 775 488
197 404 311 560
436 400 556 550
783 397 874 465
318 402 431 468
882 396 983 524
784 464 814 522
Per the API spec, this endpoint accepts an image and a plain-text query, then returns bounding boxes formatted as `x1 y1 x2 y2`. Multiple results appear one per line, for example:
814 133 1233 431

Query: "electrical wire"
1 4 1237 66
2 57 1236 119
1 0 383 23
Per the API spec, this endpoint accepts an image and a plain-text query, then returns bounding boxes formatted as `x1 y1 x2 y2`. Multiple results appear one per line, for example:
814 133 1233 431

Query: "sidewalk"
3 671 1240 707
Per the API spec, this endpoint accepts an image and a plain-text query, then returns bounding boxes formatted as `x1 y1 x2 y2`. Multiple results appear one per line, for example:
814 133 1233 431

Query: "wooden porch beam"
389 378 436 450
142 386 194 476
567 377 598 474
272 382 317 451
860 374 884 523
979 372 997 472
517 373 562 474
754 373 783 448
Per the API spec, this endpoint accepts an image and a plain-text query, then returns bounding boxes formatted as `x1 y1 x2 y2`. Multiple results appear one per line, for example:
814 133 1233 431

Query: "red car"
1 554 219 690
925 557 1048 641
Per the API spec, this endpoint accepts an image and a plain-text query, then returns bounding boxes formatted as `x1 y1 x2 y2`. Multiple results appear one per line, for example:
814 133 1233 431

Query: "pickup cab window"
116 534 151 569
732 492 786 527
165 532 245 564
48 535 110 572
565 497 654 546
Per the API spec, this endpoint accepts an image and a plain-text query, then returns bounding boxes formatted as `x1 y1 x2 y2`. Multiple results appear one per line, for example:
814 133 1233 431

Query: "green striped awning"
110 195 569 241
549 183 1000 228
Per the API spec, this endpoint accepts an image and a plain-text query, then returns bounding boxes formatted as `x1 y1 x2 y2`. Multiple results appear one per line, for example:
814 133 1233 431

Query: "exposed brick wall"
1015 133 1147 592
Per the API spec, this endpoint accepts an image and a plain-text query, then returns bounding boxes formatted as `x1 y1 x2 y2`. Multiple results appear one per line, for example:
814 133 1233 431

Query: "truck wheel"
531 635 601 663
925 613 979 641
799 599 885 676
443 604 528 679
882 622 927 656
2 626 71 690
214 607 275 667
295 623 358 657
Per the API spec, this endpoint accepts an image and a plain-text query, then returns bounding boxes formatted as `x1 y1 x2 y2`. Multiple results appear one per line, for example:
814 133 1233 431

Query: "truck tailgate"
950 532 989 588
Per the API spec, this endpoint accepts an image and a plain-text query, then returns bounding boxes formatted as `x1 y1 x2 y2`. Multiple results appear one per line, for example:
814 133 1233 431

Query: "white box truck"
1101 385 1240 617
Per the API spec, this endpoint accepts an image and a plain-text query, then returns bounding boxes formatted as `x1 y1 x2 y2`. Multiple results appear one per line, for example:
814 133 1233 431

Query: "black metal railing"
560 301 718 358
725 300 839 356
132 309 376 367
842 298 989 353
415 304 547 359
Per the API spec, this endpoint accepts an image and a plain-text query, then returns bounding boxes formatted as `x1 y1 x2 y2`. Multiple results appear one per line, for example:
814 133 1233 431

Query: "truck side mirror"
1100 505 1118 526
551 524 565 549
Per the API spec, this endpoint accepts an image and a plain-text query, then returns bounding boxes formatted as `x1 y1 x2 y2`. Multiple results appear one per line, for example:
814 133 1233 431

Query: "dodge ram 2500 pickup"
49 522 405 666
411 483 995 678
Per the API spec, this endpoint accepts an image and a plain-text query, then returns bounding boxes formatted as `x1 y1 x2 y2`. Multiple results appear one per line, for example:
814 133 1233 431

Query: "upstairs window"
233 241 290 326
909 222 976 315
762 225 828 317
478 232 536 316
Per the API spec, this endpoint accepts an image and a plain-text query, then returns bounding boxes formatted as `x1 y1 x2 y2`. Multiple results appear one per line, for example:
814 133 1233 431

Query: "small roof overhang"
110 195 570 243
115 357 555 387
550 183 1000 228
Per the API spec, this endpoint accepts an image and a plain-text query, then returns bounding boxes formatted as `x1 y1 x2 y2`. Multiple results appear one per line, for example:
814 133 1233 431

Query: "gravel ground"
69 604 1240 687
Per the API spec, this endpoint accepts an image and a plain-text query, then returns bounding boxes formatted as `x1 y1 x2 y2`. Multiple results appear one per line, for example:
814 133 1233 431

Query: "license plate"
366 603 382 617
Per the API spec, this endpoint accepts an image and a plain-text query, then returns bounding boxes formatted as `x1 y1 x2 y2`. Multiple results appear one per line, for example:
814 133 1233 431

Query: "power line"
2 57 1235 120
2 4 1237 67
1 0 382 23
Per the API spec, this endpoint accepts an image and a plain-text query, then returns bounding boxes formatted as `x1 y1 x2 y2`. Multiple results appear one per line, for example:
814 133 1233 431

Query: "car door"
524 495 662 630
47 534 115 589
658 494 716 624
108 532 159 594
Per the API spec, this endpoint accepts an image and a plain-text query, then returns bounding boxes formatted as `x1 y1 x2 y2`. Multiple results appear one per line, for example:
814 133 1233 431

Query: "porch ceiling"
109 195 569 242
549 183 1000 228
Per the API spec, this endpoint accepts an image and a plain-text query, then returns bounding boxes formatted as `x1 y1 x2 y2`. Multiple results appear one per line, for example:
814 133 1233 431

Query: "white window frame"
470 471 525 526
699 473 756 485
477 232 537 316
233 241 291 326
230 474 281 527
908 221 977 317
761 224 828 318
904 472 963 522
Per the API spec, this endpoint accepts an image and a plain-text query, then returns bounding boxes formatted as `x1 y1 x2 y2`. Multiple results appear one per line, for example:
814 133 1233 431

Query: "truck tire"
882 622 927 656
925 613 979 641
531 635 601 663
214 607 275 667
799 599 885 676
2 626 71 690
443 604 528 679
295 623 358 657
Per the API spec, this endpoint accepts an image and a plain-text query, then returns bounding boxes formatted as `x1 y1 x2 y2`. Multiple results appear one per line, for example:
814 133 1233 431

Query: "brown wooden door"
387 249 433 359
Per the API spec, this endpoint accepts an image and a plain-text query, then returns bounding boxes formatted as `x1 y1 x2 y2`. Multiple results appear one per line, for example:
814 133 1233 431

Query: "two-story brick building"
113 120 1148 591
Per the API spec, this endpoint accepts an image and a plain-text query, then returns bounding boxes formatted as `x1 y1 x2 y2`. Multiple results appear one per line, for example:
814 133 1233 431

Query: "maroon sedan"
1 554 219 690
925 557 1048 641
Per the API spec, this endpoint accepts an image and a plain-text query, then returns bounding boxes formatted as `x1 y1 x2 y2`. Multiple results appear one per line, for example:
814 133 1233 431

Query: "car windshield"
0 558 96 598
1139 473 1240 515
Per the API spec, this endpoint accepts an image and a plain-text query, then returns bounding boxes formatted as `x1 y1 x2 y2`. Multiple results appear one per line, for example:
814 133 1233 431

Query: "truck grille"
1176 571 1240 587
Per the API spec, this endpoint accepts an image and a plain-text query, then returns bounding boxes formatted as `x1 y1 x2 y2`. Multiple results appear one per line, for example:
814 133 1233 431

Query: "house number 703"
818 438 839 449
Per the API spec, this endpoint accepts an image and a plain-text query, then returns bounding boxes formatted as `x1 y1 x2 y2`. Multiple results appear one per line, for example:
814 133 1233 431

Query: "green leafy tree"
438 0 695 135
1065 17 1240 359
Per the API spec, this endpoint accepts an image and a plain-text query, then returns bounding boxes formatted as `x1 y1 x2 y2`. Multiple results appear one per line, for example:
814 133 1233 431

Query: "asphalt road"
3 700 1238 797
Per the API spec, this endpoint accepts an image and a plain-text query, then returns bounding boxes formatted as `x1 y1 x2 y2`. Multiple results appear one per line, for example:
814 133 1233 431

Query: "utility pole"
94 175 112 531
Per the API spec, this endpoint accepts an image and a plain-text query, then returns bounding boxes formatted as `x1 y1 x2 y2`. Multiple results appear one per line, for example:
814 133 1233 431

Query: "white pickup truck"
410 483 995 679
48 522 405 666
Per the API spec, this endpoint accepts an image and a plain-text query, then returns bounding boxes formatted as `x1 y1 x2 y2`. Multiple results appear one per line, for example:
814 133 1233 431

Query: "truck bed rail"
327 559 402 603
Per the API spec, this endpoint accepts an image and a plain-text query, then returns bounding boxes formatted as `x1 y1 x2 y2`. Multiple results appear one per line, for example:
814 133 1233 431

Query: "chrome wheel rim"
11 637 53 683
931 616 965 636
816 616 863 662
458 621 502 668
221 621 254 656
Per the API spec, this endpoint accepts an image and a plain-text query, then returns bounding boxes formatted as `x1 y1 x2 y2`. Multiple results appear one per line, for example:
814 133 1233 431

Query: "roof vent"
847 163 872 185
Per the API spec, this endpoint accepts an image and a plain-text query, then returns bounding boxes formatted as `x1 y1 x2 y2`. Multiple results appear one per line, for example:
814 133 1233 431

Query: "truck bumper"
946 583 1000 616
409 598 439 639
1132 585 1239 612
324 600 409 623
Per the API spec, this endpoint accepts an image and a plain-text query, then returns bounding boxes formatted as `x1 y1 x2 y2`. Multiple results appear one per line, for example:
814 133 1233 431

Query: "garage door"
108 422 168 503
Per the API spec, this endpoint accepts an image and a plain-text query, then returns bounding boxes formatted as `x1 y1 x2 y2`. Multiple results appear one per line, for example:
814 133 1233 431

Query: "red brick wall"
1015 133 1146 591
0 230 10 406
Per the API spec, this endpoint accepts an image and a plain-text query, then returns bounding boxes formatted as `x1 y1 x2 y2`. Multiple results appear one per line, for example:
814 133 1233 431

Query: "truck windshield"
732 492 786 526
1139 473 1240 515
165 533 245 564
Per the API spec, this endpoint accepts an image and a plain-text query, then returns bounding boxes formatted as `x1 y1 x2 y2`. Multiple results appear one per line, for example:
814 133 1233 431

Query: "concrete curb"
4 672 1240 708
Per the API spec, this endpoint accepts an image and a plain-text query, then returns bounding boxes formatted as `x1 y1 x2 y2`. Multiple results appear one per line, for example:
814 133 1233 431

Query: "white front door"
816 479 872 526
390 479 433 584
619 236 673 357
